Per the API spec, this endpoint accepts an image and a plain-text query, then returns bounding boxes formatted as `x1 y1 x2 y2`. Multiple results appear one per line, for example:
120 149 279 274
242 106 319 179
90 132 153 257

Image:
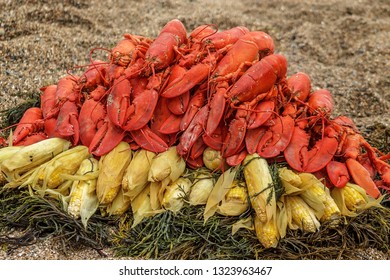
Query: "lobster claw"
78 98 106 147
326 161 350 188
12 107 44 145
206 82 228 135
89 117 125 156
129 125 169 153
180 85 207 131
346 158 381 199
284 125 338 173
123 82 159 131
226 147 248 167
106 78 131 128
256 115 294 158
177 105 209 156
221 113 247 158
55 100 80 145
247 100 274 129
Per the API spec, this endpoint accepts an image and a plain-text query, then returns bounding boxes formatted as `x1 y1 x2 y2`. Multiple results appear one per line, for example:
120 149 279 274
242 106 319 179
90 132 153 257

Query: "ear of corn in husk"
0 146 24 184
107 186 132 216
216 180 249 216
297 173 340 222
278 167 303 195
204 166 238 222
243 154 276 223
96 142 132 204
18 145 91 194
67 157 99 228
131 183 163 227
188 170 215 205
122 149 155 200
203 147 227 171
148 146 185 184
285 195 320 233
254 215 280 248
1 138 71 182
161 177 192 213
331 182 383 216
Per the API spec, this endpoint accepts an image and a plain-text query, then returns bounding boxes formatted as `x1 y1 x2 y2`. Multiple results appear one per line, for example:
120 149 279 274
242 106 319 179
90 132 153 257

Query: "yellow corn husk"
243 153 276 223
298 173 340 222
216 180 249 216
122 149 155 200
96 142 132 204
107 186 132 216
188 170 215 205
286 195 320 233
148 146 185 184
67 158 99 227
0 146 23 184
161 177 192 213
131 183 163 227
254 215 280 248
1 138 71 182
203 147 227 171
204 166 238 222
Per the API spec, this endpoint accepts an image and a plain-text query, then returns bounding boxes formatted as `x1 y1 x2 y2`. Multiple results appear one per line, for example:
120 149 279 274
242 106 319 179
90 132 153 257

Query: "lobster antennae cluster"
1 19 389 198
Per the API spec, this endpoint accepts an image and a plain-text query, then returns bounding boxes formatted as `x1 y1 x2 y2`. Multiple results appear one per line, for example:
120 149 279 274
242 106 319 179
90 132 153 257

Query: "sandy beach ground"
0 0 389 259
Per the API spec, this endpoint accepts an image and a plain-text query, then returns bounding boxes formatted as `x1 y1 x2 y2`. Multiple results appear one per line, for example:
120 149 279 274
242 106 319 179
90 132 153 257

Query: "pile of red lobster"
1 19 389 198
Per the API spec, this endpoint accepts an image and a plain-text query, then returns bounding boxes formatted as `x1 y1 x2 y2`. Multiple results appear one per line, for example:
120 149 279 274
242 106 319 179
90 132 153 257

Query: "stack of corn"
0 141 384 246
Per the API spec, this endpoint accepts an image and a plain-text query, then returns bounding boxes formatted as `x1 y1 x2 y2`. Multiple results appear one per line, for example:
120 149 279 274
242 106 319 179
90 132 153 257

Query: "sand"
0 0 389 259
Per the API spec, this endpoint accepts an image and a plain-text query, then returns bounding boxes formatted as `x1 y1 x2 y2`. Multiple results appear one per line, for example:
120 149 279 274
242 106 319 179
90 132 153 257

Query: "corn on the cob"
148 146 185 184
161 177 192 213
203 147 227 171
189 171 215 205
298 173 340 222
342 183 366 211
243 153 276 223
217 180 249 216
254 215 279 248
286 195 320 233
1 138 71 182
67 157 99 227
122 149 155 200
96 142 132 204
